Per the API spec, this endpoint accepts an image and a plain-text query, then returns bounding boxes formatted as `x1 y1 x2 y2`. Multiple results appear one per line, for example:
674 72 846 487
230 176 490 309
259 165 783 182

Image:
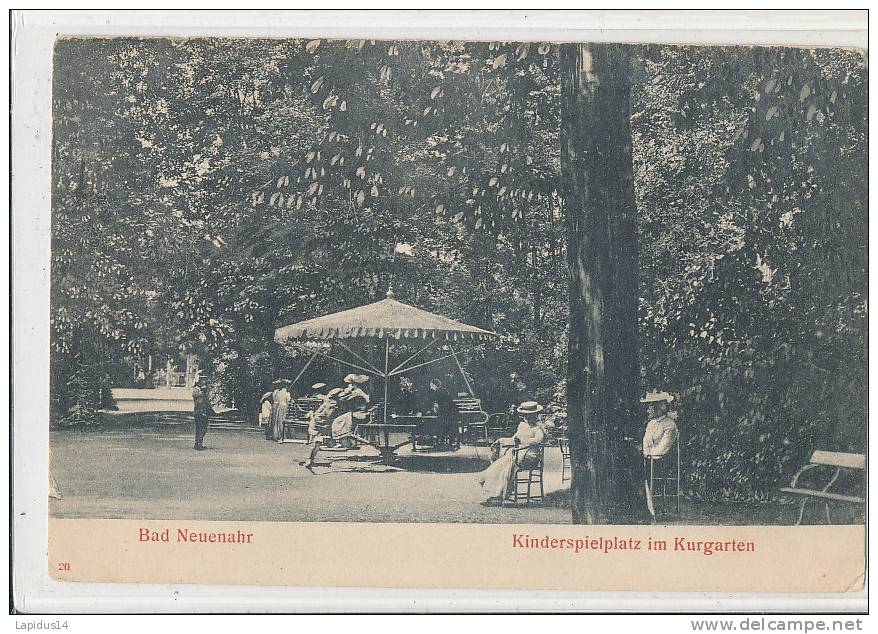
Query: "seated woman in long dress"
642 391 678 458
330 395 369 441
479 401 546 504
641 390 679 517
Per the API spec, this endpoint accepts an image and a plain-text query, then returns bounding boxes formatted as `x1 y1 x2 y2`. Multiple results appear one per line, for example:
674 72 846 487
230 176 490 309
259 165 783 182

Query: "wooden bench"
283 397 323 441
391 398 489 448
780 450 865 525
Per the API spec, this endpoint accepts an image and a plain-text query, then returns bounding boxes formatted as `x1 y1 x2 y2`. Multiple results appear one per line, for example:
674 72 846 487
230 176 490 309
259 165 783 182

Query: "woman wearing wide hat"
641 391 677 458
258 389 273 429
641 390 679 517
479 400 546 503
339 373 370 407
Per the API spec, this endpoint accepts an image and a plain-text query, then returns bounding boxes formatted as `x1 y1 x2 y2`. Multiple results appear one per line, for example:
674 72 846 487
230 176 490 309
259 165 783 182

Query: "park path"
49 419 813 525
49 421 572 524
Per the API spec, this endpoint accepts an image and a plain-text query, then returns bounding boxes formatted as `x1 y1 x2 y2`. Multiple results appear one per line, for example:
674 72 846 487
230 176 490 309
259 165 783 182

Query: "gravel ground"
49 419 573 523
49 416 851 525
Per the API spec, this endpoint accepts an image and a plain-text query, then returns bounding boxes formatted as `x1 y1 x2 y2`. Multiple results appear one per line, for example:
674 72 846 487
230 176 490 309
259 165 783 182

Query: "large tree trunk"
560 43 651 525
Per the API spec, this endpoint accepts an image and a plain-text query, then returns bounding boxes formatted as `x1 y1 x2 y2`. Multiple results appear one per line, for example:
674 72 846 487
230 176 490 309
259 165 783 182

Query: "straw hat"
641 390 675 404
516 401 545 415
343 373 369 384
311 382 327 390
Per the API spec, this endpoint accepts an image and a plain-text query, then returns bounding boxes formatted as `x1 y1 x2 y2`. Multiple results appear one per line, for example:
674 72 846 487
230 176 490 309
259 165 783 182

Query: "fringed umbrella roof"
275 292 497 342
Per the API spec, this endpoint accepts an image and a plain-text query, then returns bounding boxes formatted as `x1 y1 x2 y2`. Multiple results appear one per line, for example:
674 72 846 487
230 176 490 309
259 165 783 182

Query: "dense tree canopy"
633 46 867 499
51 38 866 505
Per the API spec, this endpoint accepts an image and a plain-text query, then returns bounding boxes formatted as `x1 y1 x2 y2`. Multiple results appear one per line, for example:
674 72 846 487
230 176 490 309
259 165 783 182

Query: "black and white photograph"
45 32 866 533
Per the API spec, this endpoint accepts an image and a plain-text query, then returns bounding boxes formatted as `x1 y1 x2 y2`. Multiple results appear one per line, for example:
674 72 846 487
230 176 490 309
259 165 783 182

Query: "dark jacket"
192 386 212 417
429 387 455 423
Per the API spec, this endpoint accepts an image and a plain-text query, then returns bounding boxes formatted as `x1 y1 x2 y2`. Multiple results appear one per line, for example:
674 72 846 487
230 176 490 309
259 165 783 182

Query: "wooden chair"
485 412 511 440
780 450 865 525
646 435 681 514
408 415 441 452
507 444 545 504
557 436 571 484
454 397 489 443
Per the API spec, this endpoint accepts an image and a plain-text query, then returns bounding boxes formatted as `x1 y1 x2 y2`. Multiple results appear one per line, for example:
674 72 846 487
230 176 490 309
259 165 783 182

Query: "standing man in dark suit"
192 378 212 450
428 378 457 449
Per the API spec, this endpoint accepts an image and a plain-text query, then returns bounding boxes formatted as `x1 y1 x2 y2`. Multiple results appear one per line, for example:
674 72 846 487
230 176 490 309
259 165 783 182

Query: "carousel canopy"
274 292 498 342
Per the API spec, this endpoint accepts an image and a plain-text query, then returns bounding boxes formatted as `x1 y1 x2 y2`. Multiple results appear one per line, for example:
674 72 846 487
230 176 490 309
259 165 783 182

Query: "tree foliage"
633 46 867 500
51 38 866 507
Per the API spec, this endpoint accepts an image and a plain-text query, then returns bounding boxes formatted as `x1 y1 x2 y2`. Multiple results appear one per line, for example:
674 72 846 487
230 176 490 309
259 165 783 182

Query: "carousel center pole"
383 336 390 424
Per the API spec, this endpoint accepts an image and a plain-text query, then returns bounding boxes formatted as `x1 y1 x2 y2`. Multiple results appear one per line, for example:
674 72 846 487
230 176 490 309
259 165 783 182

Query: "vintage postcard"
13 12 868 610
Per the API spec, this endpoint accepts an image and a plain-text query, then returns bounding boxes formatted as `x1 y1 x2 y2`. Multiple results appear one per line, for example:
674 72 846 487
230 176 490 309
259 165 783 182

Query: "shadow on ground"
391 454 490 473
48 412 863 525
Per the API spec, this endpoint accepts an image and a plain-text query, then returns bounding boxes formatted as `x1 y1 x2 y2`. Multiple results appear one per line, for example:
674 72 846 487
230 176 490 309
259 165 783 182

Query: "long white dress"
642 412 679 516
258 393 272 428
269 388 290 441
479 421 545 499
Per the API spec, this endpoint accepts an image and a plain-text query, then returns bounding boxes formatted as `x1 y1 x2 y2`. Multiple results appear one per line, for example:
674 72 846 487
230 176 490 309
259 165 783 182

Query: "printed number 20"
57 562 70 571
